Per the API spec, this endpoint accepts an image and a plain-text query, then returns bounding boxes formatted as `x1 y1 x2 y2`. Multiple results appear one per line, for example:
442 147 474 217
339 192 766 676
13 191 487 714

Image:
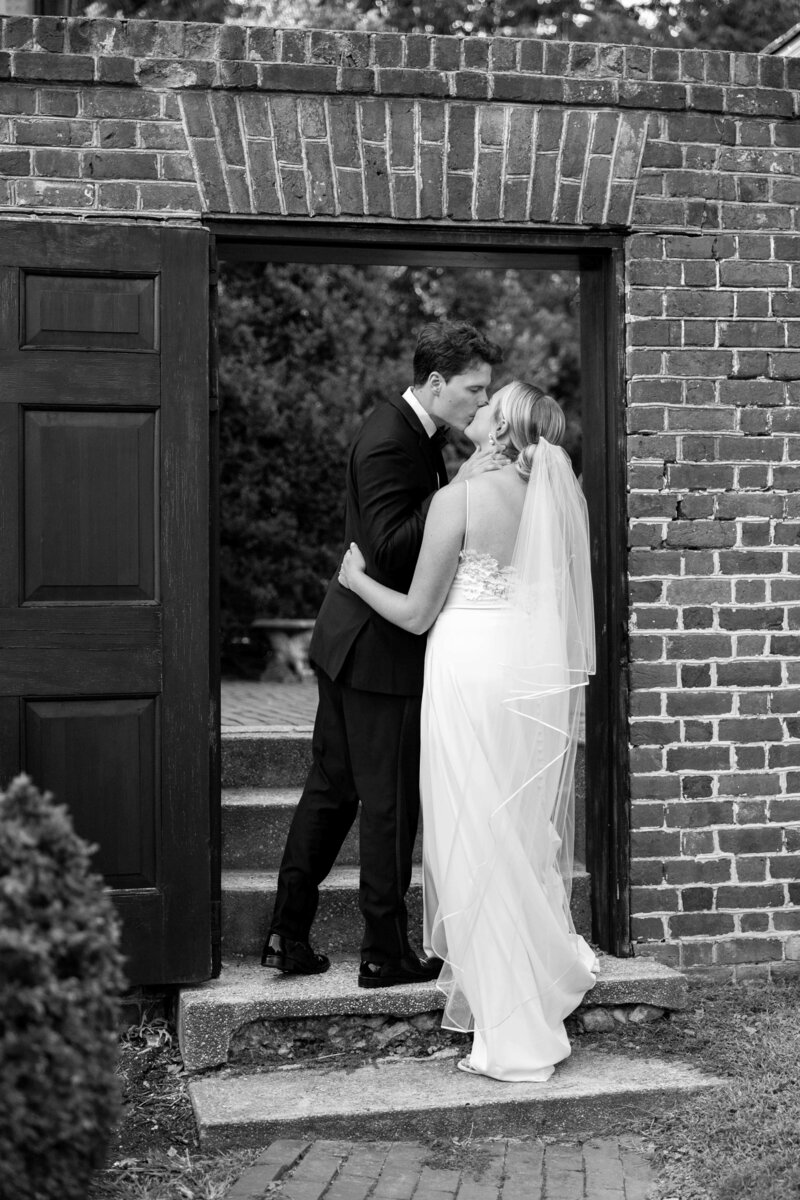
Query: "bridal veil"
423 437 596 1061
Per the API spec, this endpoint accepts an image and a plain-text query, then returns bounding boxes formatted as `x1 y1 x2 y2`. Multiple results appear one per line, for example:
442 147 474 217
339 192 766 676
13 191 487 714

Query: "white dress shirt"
401 386 438 439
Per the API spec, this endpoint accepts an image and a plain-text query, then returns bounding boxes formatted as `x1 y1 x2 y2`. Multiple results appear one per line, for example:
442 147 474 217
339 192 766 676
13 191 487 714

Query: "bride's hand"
451 446 507 483
338 542 366 590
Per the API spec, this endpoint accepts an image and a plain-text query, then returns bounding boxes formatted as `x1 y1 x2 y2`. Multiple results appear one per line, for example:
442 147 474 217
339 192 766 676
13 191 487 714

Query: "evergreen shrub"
0 775 126 1200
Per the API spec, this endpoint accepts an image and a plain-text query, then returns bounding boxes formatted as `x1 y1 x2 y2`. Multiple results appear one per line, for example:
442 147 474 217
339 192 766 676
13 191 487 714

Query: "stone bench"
250 618 315 682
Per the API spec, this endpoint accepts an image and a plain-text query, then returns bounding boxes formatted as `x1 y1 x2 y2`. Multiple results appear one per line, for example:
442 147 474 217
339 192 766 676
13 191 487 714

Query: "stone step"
222 730 313 789
221 864 592 957
178 955 689 1071
188 1042 720 1149
222 788 423 870
221 731 586 861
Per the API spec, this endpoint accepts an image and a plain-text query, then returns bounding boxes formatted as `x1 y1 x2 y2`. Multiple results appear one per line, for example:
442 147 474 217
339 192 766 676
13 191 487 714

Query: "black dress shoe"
261 932 330 975
358 952 443 989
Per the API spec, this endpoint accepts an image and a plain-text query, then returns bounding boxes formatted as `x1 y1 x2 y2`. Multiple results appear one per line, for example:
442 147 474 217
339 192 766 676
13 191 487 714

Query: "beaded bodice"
451 549 514 603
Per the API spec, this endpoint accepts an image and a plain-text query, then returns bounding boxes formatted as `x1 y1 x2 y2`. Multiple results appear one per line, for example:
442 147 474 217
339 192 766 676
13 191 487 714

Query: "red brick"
665 800 734 827
769 853 800 878
13 51 93 82
15 178 93 206
680 886 714 911
681 776 714 800
405 35 431 70
260 63 337 93
279 29 306 63
280 166 308 215
666 856 731 884
0 148 31 173
138 182 199 211
631 916 668 941
96 180 138 209
635 607 678 632
773 912 800 932
682 942 715 968
453 71 489 100
335 167 364 216
633 772 681 801
379 68 448 98
432 36 460 71
666 745 731 772
445 173 472 220
665 633 733 660
339 68 374 93
14 116 93 146
632 860 664 885
84 150 157 180
715 938 783 964
475 150 501 220
419 146 442 219
669 912 735 937
247 141 281 214
632 886 679 913
632 830 681 858
493 73 562 103
666 693 732 718
665 522 736 549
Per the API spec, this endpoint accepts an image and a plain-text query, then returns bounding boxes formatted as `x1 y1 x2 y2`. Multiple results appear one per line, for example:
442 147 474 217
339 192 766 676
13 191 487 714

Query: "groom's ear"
428 371 443 395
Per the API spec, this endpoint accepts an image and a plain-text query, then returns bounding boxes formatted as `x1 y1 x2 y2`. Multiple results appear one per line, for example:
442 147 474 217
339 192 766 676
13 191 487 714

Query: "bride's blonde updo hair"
496 381 566 481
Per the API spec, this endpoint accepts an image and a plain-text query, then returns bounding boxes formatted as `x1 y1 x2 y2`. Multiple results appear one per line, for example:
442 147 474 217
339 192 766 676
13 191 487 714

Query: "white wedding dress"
420 448 598 1082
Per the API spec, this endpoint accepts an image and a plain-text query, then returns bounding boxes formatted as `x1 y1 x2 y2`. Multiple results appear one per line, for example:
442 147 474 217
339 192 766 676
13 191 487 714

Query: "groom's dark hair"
413 321 503 385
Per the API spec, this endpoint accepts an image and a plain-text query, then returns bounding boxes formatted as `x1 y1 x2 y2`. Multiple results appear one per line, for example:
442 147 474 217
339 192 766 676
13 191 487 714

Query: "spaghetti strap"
463 480 470 552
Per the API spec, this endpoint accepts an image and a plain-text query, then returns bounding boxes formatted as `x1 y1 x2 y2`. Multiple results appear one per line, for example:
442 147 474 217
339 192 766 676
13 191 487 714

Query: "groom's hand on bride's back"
451 447 507 483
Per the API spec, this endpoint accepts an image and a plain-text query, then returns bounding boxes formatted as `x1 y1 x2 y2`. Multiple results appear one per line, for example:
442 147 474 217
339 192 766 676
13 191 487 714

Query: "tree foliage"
88 0 794 51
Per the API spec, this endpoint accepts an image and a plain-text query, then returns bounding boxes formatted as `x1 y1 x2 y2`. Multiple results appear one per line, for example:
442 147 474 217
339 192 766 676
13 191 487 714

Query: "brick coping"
0 14 797 114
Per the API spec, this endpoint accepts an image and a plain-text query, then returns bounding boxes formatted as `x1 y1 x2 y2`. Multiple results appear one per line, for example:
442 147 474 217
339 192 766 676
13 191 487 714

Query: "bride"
338 380 597 1083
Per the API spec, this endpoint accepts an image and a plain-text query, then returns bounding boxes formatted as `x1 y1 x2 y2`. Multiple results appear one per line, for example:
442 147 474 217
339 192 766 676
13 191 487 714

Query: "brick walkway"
220 680 585 740
221 680 318 730
227 1136 654 1200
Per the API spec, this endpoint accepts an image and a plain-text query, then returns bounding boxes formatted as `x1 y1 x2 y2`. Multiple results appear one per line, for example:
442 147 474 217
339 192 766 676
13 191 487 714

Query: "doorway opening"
210 223 628 958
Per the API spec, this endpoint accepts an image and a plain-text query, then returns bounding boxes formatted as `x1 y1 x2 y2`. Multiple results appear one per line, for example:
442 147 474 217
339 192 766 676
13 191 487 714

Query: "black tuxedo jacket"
309 394 447 696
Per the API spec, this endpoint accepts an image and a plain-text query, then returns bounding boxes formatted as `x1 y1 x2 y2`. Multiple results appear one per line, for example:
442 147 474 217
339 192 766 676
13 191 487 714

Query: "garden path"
221 680 317 730
227 1135 654 1200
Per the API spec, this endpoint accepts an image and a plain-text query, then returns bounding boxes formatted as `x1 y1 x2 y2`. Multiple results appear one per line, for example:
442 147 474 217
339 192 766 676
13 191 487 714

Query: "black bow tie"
431 426 449 451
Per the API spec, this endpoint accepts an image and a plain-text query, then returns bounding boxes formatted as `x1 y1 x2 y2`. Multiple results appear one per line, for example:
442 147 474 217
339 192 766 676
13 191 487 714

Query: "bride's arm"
339 484 465 635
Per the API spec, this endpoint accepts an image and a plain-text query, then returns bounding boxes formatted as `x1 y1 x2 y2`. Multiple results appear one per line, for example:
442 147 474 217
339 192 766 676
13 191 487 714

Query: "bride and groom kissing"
262 320 597 1082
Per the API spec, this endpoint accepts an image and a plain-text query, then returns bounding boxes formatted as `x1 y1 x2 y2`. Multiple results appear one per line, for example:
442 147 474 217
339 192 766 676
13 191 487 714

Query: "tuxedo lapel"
387 394 445 489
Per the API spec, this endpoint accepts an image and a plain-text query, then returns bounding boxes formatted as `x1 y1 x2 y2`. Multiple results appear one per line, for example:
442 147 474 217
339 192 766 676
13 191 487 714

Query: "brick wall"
2 15 799 978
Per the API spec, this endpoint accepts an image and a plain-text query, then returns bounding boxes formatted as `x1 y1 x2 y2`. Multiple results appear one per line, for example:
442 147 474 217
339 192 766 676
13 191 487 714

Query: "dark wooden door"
0 220 213 985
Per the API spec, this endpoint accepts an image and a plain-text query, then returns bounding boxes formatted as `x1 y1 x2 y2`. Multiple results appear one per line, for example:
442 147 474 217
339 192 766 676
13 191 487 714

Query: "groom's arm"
355 438 433 582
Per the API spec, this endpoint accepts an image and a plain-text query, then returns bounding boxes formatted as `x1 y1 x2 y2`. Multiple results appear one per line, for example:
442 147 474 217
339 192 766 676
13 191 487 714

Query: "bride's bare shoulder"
470 465 522 497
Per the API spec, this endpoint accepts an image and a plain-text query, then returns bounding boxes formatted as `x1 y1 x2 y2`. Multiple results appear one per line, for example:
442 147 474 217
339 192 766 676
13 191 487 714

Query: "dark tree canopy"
91 0 792 51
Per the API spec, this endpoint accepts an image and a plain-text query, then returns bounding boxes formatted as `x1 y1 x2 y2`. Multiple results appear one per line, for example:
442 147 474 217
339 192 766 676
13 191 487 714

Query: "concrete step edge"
187 1044 721 1149
178 956 689 1071
222 729 314 744
222 863 590 892
223 787 303 808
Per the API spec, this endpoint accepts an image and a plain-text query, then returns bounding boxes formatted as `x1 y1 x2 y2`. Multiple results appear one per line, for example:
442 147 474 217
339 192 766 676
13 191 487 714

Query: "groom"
262 321 503 986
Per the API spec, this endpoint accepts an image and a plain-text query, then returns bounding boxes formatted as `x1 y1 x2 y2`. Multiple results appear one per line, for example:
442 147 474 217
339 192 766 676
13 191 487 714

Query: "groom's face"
435 361 493 433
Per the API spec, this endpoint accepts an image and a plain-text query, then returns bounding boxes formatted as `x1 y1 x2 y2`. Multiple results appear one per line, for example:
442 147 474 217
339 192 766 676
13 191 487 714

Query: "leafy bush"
0 775 126 1200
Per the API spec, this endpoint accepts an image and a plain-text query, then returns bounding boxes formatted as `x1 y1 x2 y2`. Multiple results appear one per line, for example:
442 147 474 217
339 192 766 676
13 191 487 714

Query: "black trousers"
270 665 422 962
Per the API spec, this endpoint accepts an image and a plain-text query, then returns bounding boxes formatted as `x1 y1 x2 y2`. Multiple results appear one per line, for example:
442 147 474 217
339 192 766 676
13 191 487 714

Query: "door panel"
22 273 158 351
0 220 212 985
23 409 157 601
24 696 158 887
